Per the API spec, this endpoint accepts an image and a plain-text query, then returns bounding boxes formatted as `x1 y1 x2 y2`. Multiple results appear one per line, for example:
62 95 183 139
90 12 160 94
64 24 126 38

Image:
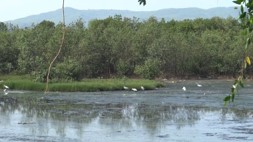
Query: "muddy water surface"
0 80 253 142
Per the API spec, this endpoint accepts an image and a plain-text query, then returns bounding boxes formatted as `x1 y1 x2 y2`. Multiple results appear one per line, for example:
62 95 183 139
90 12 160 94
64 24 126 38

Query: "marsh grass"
0 75 163 92
47 79 163 92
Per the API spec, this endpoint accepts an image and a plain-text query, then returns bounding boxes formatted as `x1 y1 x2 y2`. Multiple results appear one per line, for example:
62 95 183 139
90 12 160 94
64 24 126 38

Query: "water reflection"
0 95 253 141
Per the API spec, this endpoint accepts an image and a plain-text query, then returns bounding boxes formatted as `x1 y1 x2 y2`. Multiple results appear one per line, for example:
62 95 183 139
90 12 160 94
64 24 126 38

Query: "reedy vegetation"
0 16 251 81
0 75 161 92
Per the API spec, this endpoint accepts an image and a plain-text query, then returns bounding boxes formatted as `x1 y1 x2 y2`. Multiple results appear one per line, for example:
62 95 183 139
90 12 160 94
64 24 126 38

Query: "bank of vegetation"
0 16 251 87
0 75 162 92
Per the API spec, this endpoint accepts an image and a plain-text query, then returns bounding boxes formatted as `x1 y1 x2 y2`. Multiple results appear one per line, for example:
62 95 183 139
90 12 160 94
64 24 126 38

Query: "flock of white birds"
123 81 203 93
182 82 202 91
123 86 145 92
1 80 203 95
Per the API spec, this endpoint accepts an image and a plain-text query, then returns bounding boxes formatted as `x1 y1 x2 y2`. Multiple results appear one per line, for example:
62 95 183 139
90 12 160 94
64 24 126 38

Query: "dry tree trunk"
45 0 66 93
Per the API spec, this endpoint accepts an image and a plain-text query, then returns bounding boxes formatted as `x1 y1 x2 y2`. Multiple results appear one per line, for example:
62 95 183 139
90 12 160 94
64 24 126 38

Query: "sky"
0 0 236 21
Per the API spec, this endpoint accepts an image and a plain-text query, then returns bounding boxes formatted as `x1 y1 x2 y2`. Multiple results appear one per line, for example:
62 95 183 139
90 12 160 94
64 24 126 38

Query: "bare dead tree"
45 0 66 93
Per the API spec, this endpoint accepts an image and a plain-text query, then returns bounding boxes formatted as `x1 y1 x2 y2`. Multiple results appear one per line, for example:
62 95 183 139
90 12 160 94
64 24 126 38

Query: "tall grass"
49 79 163 92
0 75 164 92
0 75 45 91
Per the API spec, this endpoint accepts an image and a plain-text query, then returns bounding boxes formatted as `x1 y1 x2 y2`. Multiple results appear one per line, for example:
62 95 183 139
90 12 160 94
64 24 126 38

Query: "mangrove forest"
0 16 251 81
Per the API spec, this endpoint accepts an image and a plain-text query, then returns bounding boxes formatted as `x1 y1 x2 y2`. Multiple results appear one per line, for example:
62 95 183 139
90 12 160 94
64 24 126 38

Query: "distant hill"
5 7 239 27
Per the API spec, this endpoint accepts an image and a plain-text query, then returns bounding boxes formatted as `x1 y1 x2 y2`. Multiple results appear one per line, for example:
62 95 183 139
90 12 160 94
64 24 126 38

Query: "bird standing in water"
141 86 145 90
132 88 137 92
196 82 202 87
182 86 186 91
123 86 129 90
3 85 9 95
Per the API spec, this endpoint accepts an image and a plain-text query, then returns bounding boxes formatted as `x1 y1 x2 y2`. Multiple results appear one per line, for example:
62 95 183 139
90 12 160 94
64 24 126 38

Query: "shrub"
135 58 160 79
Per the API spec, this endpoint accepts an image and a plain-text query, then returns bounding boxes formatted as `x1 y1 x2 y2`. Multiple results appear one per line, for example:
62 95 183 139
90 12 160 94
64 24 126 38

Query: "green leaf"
246 2 251 8
233 0 243 4
250 18 253 25
234 79 238 84
240 12 247 19
246 1 253 9
231 87 235 92
244 61 248 68
245 38 250 49
247 37 251 45
241 5 244 13
231 92 235 102
138 0 146 5
224 96 231 102
239 80 244 88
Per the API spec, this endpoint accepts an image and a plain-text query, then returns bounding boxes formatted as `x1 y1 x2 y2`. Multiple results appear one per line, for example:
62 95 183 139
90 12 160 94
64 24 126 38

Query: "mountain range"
5 7 239 27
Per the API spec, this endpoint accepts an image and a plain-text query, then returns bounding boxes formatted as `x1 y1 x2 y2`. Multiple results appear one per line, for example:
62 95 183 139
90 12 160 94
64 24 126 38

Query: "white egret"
182 86 186 91
141 86 145 90
123 86 129 90
3 85 9 89
3 89 8 95
3 85 9 95
196 82 202 87
132 88 137 92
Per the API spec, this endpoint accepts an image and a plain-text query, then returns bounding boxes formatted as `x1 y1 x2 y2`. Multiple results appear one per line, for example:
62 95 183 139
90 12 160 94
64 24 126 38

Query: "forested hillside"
0 16 250 81
6 7 238 28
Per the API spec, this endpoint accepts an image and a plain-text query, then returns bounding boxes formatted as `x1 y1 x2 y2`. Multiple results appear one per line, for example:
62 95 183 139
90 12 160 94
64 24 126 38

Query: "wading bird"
141 86 145 90
182 86 186 91
3 85 9 95
196 82 202 87
132 88 137 92
4 85 9 89
123 86 129 90
3 89 8 95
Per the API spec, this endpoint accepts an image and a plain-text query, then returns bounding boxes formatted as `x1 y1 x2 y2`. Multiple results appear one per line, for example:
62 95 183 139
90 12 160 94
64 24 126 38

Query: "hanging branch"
45 0 66 93
224 0 252 105
138 0 146 5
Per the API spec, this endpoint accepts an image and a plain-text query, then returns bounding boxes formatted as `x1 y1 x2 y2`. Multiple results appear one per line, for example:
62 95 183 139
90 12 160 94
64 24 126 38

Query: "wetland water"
0 80 253 142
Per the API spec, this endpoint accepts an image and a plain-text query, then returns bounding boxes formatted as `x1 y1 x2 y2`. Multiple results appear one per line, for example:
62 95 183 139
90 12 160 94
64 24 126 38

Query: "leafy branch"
224 0 253 105
138 0 146 5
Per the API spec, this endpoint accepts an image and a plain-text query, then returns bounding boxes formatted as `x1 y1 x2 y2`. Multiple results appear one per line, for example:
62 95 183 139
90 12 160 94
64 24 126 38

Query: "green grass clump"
48 79 163 92
5 80 45 91
0 75 164 92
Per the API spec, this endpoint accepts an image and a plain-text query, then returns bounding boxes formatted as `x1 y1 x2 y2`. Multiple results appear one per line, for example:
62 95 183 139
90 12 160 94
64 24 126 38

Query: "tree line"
0 16 252 81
